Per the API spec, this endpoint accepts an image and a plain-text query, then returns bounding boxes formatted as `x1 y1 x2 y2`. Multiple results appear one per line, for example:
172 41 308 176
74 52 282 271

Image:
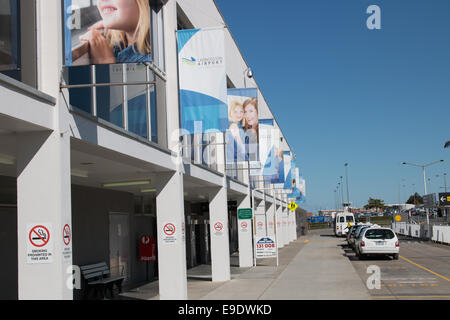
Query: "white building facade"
0 0 300 300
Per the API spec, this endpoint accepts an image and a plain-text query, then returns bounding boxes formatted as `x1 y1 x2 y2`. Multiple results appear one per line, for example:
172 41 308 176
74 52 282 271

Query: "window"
346 216 354 223
364 229 395 240
0 0 21 80
65 63 163 144
339 217 345 223
63 1 166 146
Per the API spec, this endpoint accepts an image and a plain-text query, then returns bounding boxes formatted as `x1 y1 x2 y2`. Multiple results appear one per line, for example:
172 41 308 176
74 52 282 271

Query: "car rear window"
364 229 395 240
346 216 354 222
339 217 345 223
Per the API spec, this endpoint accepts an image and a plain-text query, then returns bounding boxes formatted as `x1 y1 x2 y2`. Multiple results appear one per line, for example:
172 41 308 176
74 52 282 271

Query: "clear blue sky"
215 0 450 212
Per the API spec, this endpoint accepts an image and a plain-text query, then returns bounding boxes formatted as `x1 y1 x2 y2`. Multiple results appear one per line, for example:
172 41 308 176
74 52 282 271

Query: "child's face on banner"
97 0 140 32
231 105 244 122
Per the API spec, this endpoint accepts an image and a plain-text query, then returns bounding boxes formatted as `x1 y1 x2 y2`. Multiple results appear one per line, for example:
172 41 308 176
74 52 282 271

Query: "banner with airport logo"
226 88 259 163
64 0 152 66
177 28 228 134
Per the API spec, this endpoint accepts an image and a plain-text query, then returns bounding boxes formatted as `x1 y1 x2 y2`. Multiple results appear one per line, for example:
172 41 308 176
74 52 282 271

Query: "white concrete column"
276 199 284 249
155 170 187 300
237 193 253 268
254 199 266 237
282 204 289 246
17 131 73 300
291 210 298 241
266 200 275 238
209 186 231 282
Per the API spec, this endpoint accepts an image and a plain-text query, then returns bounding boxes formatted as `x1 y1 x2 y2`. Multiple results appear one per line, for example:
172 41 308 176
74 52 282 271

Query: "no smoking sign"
27 223 54 264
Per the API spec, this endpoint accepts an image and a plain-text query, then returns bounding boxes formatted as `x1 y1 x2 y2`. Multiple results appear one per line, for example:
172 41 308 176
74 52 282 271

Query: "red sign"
163 223 176 236
240 221 248 229
29 225 50 248
63 224 71 246
139 235 156 262
214 222 223 232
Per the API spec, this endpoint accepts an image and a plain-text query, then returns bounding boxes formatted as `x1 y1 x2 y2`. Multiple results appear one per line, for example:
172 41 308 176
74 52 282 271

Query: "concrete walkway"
118 229 372 300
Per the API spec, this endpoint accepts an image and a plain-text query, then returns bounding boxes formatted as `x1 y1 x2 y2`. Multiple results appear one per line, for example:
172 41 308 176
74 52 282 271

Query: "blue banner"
178 28 228 134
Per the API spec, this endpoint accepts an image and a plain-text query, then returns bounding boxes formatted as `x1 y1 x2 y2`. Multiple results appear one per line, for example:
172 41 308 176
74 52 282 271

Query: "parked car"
355 227 399 260
349 224 372 249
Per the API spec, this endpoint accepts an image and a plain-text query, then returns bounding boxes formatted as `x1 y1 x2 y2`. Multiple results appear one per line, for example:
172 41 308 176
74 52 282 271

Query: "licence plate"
376 241 386 245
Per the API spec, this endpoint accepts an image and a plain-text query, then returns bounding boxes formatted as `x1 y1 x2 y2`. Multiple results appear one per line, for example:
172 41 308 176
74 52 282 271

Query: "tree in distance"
406 193 423 206
364 198 385 210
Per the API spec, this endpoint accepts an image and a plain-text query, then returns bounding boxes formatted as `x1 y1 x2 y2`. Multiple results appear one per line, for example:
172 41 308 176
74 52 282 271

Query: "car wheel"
393 253 399 260
358 253 365 260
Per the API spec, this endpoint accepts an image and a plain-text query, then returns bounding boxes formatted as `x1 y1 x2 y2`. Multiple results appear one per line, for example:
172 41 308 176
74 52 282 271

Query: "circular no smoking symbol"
257 221 263 228
163 223 176 236
63 224 71 246
29 225 50 248
214 222 223 232
240 221 248 229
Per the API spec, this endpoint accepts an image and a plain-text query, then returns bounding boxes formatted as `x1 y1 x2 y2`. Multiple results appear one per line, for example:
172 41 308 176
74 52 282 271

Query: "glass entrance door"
109 213 130 282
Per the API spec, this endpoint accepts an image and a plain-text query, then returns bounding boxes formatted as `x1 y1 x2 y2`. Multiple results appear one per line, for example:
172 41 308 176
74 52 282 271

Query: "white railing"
392 222 450 244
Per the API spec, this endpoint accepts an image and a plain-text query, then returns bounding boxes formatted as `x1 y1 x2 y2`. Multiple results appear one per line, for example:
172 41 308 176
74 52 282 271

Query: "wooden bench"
80 262 126 299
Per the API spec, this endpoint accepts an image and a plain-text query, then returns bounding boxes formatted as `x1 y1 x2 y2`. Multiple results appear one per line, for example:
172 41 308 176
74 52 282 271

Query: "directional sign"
288 201 298 212
439 193 450 206
238 208 252 220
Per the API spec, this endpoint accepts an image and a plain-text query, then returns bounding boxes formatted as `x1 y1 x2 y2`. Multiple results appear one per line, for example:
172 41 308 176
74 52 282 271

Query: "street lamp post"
401 160 445 227
344 163 350 206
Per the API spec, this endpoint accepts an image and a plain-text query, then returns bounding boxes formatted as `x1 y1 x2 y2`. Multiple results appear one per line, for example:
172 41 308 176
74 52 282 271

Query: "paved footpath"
119 229 371 300
201 229 371 300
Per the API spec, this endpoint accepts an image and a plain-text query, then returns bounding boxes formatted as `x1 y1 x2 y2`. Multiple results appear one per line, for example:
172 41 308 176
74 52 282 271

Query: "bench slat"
82 266 110 276
88 276 126 285
80 262 108 271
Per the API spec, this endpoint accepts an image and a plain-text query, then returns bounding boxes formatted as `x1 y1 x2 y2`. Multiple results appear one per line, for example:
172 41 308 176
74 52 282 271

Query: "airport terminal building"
0 0 304 299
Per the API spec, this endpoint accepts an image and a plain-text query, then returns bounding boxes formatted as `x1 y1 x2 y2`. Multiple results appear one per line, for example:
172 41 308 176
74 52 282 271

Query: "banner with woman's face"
226 88 259 164
64 0 152 66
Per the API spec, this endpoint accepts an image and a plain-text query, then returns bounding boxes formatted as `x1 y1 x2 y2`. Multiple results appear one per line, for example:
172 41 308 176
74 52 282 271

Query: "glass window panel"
0 0 20 79
126 64 147 139
67 66 92 113
96 64 124 128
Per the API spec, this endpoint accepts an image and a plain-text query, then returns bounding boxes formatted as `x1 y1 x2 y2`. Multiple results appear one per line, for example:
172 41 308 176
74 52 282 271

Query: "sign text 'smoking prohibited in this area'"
162 223 177 244
27 223 54 264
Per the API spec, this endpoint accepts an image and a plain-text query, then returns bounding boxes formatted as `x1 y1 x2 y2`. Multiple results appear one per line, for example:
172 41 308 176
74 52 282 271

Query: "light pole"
344 163 350 206
401 160 445 226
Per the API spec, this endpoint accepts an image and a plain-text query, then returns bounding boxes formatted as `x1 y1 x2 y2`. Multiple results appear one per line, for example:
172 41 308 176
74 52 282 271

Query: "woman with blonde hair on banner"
243 97 259 161
79 0 151 64
226 100 247 162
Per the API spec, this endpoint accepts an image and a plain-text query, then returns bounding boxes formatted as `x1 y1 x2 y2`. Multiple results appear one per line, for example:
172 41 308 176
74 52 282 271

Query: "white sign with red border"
162 222 177 244
62 224 72 261
27 223 54 264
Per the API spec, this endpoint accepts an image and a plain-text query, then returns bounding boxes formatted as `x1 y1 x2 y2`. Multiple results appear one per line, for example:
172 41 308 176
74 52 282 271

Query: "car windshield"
346 216 354 222
364 229 395 240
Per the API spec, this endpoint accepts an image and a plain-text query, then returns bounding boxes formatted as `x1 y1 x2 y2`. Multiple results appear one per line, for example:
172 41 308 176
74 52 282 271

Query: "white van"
335 211 355 237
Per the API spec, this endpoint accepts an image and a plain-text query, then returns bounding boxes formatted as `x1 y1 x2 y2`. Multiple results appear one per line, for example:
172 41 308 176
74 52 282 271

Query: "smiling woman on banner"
78 0 151 64
243 98 259 161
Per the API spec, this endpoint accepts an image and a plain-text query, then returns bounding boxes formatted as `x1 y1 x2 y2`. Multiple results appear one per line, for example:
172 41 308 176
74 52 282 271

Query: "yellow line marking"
400 256 450 283
304 240 310 243
373 296 450 299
